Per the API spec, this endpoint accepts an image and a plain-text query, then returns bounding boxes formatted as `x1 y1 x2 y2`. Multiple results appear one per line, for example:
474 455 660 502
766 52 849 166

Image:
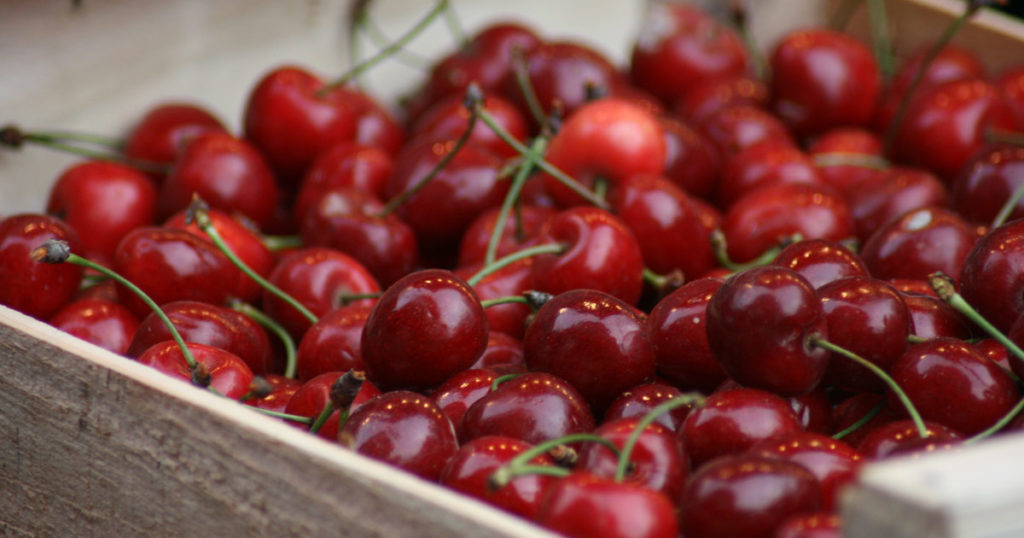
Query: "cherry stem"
812 152 890 170
985 128 1024 146
490 373 519 392
309 402 343 435
882 0 982 154
480 295 529 309
31 239 201 374
832 397 886 440
262 234 302 251
229 299 297 380
248 408 313 425
484 135 549 265
239 376 274 402
331 369 367 410
467 242 565 287
614 393 706 483
865 0 894 81
488 433 620 490
442 0 468 48
510 46 549 130
377 86 481 218
965 394 1024 444
729 2 767 81
346 0 368 86
812 337 928 438
473 105 610 210
991 174 1024 229
710 229 796 273
335 291 382 306
0 124 168 174
23 129 122 149
929 271 1024 367
642 267 685 297
354 6 432 69
907 334 928 345
188 199 319 325
320 0 448 94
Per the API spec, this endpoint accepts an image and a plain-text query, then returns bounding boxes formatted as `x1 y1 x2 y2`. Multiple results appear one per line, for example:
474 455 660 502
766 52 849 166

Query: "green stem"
262 234 302 251
832 397 885 440
308 401 337 435
510 46 549 129
490 373 519 392
442 0 468 48
813 337 928 438
359 11 432 68
991 175 1024 229
489 433 619 490
615 394 706 482
866 0 894 81
480 295 530 309
812 153 890 170
230 300 297 380
467 242 565 287
929 272 1024 367
728 3 766 81
1 128 167 174
249 408 314 424
710 229 795 273
484 136 548 265
965 395 1024 444
28 129 122 149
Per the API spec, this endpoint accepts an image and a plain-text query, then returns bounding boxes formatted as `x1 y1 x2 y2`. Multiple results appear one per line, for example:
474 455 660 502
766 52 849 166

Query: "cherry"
603 382 695 434
845 166 950 243
830 392 897 448
698 103 795 156
788 388 834 434
46 160 157 261
535 472 679 538
775 512 843 538
706 266 829 396
431 368 498 439
136 341 254 400
577 418 688 501
460 371 595 446
855 419 963 459
680 387 804 468
439 435 557 520
158 131 280 229
806 127 885 195
659 115 721 200
472 331 526 373
411 92 527 159
646 277 728 393
859 206 976 282
338 390 459 481
455 258 533 340
998 66 1024 127
243 374 301 414
293 142 393 221
123 102 227 176
48 296 140 355
456 205 555 267
973 338 1014 375
294 304 371 382
336 86 404 157
818 276 911 393
770 28 881 137
717 139 827 208
361 269 487 391
902 291 974 340
748 432 862 511
952 144 1024 225
679 454 821 538
959 218 1024 333
523 289 655 413
674 75 769 124
283 371 381 441
629 2 747 104
772 238 868 290
888 338 1018 436
0 214 84 320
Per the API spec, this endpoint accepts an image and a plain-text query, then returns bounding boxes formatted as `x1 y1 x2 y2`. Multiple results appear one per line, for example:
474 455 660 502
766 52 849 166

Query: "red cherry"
0 214 84 320
335 86 404 157
136 341 254 400
788 388 834 434
49 297 140 355
806 127 884 195
293 142 394 221
659 115 721 200
456 205 555 267
283 371 381 442
973 338 1014 374
775 512 843 538
338 390 458 481
952 144 1024 225
698 104 796 156
961 219 1024 333
680 454 822 538
472 331 526 373
455 258 533 340
717 139 827 208
830 392 896 449
875 45 986 132
706 266 829 396
411 92 527 159
603 382 695 433
46 160 157 261
748 432 862 511
123 102 227 176
855 419 962 459
294 304 371 382
646 277 728 393
535 472 679 538
859 206 975 282
243 374 301 414
432 368 500 441
902 292 974 340
361 269 487 391
578 418 688 500
845 166 949 243
524 289 655 413
997 65 1024 127
772 238 868 290
674 75 769 124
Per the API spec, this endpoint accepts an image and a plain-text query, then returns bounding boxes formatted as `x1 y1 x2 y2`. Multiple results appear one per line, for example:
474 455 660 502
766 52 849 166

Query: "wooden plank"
0 305 555 537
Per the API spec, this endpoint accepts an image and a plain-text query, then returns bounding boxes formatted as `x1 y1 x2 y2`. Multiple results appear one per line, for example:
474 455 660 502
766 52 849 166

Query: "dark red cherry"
748 432 862 511
338 390 458 481
293 142 394 221
856 419 962 459
361 269 487 391
902 292 974 340
698 104 795 156
460 371 595 445
335 86 404 157
411 92 527 159
680 387 804 468
456 205 555 267
952 145 1024 225
788 388 833 434
439 435 556 520
674 75 769 124
455 258 533 340
49 297 140 355
830 392 897 448
706 266 829 396
432 368 498 439
243 374 301 414
604 382 695 434
524 289 655 413
859 206 975 282
646 277 728 393
775 512 843 538
717 139 827 208
283 371 381 442
0 214 84 320
124 102 227 175
472 331 526 373
578 418 688 500
772 239 868 290
136 341 254 400
680 454 821 538
972 338 1014 374
889 338 1018 436
536 472 679 538
294 304 372 382
46 160 157 262
998 65 1024 127
659 115 721 200
845 166 949 243
961 219 1024 333
806 127 884 195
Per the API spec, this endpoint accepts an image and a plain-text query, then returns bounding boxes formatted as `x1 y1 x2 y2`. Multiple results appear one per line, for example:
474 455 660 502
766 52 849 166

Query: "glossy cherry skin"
889 338 1018 436
748 432 862 511
530 207 645 306
659 115 721 200
806 127 884 195
902 292 974 341
717 139 827 208
859 206 975 282
112 226 236 319
294 304 371 382
629 2 747 104
524 289 655 413
456 205 555 267
336 86 404 157
722 184 854 264
680 387 805 468
845 166 949 243
608 174 715 280
127 300 276 376
262 247 380 339
431 368 498 439
472 330 526 374
680 454 821 538
361 269 487 391
770 28 880 137
973 337 1014 375
455 258 533 340
460 371 595 446
123 102 227 174
299 186 419 287
540 98 666 208
579 418 688 501
891 78 1017 183
283 371 381 442
952 145 1024 225
646 277 728 393
0 214 84 320
818 276 911 392
536 472 679 538
772 239 868 290
604 382 696 434
830 392 897 448
998 66 1024 127
46 160 157 261
159 131 280 229
136 341 254 400
961 219 1024 333
706 266 829 396
243 374 301 414
698 103 795 156
775 512 843 538
49 297 140 355
293 142 393 220
788 388 834 434
242 65 359 188
674 75 769 124
856 419 962 460
338 390 459 481
411 92 527 159
439 435 556 520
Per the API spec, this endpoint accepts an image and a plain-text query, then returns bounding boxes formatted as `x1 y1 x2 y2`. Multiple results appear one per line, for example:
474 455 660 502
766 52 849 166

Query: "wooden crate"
2 1 1024 536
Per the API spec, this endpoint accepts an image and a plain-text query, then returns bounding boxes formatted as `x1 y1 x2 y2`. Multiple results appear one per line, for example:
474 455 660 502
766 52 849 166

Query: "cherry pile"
5 1 1024 537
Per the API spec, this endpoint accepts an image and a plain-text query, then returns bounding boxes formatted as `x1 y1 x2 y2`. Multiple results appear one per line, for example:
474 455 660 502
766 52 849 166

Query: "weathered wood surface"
0 305 554 537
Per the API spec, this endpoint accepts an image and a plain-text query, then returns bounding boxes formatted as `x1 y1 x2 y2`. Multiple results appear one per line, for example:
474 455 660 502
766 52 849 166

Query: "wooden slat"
0 305 555 537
